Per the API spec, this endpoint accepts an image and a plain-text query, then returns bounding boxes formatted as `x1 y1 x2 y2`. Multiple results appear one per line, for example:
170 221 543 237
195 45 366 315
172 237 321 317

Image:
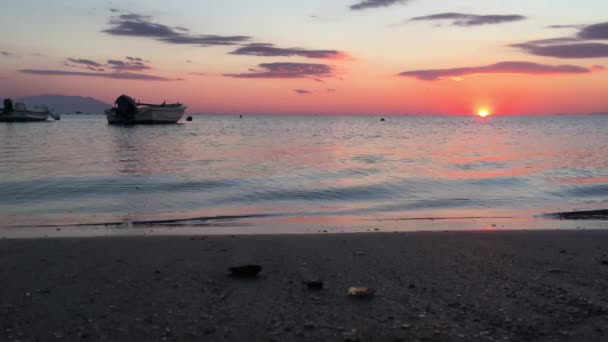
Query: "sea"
1 114 608 237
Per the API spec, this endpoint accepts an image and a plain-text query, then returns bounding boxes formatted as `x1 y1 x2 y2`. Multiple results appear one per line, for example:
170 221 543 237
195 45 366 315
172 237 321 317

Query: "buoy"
186 116 193 121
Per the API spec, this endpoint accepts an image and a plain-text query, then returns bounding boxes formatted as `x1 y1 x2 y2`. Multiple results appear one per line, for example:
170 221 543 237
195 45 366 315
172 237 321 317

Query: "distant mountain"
16 95 110 114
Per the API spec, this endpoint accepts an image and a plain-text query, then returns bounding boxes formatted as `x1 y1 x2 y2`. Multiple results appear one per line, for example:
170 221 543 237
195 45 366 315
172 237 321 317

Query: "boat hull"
0 110 50 122
106 106 186 125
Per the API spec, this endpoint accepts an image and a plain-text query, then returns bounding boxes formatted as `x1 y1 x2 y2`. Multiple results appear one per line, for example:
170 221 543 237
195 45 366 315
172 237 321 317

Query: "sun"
477 108 491 117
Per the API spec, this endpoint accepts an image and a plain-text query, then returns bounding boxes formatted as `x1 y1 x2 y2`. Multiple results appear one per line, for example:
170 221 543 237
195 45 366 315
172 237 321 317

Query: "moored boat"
105 95 187 125
0 98 60 122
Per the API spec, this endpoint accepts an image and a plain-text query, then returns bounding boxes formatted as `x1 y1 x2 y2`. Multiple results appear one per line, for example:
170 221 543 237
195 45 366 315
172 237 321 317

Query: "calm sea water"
2 114 608 235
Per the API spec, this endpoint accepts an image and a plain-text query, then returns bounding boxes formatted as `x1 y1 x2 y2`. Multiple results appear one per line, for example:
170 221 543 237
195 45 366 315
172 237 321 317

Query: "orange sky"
1 0 607 115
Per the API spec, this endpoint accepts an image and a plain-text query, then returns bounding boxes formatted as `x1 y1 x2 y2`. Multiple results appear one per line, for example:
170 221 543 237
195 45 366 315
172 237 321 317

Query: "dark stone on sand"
304 281 324 290
304 322 316 330
548 268 565 274
228 265 263 277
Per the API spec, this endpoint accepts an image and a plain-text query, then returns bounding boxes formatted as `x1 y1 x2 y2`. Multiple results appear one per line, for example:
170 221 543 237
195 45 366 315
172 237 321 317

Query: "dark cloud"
20 69 178 81
398 61 590 81
294 89 311 94
513 22 608 58
350 0 408 11
2 51 13 56
546 24 584 29
186 60 193 63
579 22 608 40
102 13 250 46
66 58 104 67
107 58 151 71
512 42 608 58
109 8 119 13
410 13 526 26
524 37 582 45
229 43 348 59
64 57 150 71
224 62 334 79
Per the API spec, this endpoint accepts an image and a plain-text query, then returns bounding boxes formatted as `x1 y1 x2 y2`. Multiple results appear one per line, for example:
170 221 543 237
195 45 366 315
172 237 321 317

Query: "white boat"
105 95 187 125
0 99 60 122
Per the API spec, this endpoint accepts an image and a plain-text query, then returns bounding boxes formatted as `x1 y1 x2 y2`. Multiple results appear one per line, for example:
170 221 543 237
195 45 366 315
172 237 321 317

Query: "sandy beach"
1 230 607 341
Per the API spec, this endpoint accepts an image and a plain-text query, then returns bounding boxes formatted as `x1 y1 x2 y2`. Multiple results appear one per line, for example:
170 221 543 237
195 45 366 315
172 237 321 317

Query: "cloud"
327 88 337 93
591 65 605 71
2 51 13 56
579 22 608 40
513 22 608 58
20 69 178 81
224 62 334 79
350 0 408 11
107 58 151 71
546 24 584 29
66 58 104 68
188 72 206 76
398 61 591 81
512 42 608 58
102 13 250 46
229 43 348 60
109 8 119 13
524 37 582 45
294 89 311 94
410 13 526 26
64 57 151 71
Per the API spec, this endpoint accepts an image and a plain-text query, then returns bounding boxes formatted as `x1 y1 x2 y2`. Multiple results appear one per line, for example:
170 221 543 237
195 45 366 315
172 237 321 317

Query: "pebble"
228 264 263 277
347 287 375 298
304 281 324 290
548 268 565 274
304 322 316 330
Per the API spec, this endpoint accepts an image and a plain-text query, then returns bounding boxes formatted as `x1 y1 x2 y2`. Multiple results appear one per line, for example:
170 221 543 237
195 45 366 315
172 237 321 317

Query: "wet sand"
1 230 608 341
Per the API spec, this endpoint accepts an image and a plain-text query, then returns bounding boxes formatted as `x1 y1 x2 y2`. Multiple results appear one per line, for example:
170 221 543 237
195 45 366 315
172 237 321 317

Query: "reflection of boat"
0 98 60 122
105 95 187 125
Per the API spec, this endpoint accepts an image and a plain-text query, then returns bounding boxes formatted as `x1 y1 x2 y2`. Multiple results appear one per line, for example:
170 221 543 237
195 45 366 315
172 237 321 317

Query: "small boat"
105 95 187 125
0 98 60 122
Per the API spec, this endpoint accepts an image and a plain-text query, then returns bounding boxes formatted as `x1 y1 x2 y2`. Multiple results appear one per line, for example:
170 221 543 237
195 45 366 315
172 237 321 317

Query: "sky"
1 0 607 115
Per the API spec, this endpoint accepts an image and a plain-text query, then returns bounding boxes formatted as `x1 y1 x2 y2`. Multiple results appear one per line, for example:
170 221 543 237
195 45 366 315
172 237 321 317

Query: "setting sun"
477 109 491 117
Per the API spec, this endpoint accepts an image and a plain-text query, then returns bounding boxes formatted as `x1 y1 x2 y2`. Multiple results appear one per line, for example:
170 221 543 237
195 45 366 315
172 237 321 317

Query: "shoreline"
2 211 608 239
2 230 608 341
